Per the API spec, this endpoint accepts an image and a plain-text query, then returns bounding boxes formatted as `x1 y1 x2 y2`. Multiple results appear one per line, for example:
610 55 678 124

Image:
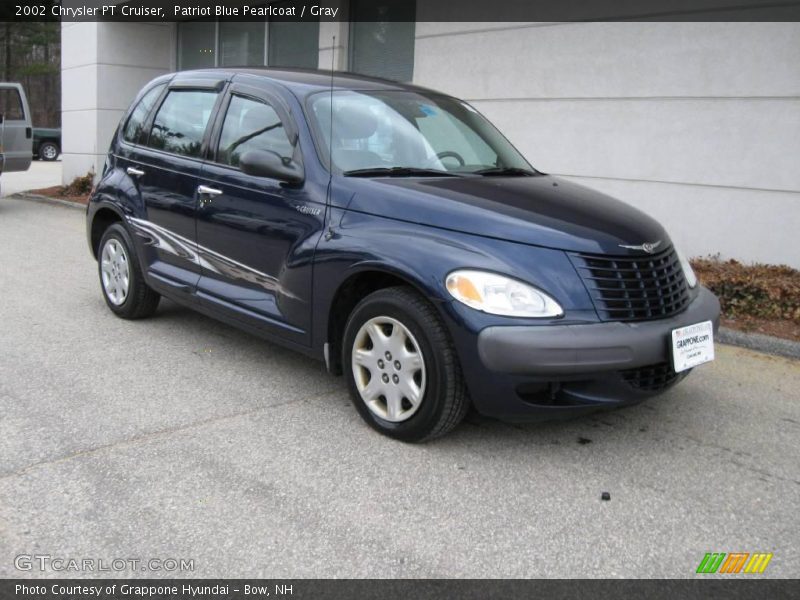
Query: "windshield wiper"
473 167 539 177
343 167 461 178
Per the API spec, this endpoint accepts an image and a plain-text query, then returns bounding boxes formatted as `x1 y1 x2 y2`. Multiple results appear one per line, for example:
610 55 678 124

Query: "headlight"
676 247 698 288
445 270 563 318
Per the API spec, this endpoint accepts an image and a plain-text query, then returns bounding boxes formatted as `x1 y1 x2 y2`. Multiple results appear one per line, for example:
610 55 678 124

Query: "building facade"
61 4 800 266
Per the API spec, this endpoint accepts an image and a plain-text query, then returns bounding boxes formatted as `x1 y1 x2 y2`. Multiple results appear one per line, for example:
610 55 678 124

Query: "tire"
343 286 469 442
38 142 60 161
97 223 160 319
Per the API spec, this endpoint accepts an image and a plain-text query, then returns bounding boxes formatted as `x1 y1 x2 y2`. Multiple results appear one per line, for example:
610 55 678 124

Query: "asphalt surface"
1 196 799 578
0 161 62 198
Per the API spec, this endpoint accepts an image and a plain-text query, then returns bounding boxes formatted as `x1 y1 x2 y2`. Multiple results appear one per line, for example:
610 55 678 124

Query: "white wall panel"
61 64 98 112
561 176 800 267
61 22 174 185
414 22 800 266
415 23 800 99
477 98 800 192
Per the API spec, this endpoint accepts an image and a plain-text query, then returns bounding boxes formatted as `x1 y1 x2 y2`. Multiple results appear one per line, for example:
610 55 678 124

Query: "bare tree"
0 21 61 127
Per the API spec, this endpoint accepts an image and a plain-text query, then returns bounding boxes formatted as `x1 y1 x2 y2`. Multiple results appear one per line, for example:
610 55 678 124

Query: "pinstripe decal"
127 216 297 299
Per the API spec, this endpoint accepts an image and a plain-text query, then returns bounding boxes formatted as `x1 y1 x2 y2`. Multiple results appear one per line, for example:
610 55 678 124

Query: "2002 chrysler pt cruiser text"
86 68 720 441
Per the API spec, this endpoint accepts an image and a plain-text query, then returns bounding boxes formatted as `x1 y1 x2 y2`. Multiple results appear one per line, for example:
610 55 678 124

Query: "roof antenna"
323 35 336 243
329 35 335 176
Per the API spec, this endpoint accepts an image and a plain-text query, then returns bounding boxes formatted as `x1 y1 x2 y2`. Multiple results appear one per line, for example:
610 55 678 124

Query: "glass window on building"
178 20 216 70
219 22 266 67
350 0 416 82
178 2 320 71
268 1 320 69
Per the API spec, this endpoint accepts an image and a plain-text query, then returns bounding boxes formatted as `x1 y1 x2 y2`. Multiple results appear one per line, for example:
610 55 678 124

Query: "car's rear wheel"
39 142 60 161
343 286 469 442
98 223 159 319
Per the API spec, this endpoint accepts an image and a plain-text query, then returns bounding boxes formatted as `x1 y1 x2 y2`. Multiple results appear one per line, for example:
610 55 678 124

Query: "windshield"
308 90 535 175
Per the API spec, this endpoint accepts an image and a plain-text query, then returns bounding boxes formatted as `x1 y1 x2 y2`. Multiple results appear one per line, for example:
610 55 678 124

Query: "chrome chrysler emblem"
619 240 662 254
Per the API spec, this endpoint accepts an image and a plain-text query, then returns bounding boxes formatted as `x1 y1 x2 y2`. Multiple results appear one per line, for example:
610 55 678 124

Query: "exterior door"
196 84 324 345
118 83 223 297
0 84 32 173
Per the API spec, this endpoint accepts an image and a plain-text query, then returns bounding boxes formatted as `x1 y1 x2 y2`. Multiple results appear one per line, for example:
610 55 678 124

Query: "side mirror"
240 150 303 185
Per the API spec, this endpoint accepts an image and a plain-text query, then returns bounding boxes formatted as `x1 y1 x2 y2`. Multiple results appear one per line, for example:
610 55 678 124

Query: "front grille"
620 362 680 392
571 246 690 321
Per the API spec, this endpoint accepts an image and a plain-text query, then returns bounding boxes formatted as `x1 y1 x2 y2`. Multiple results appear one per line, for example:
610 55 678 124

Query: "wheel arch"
324 266 445 376
89 204 126 258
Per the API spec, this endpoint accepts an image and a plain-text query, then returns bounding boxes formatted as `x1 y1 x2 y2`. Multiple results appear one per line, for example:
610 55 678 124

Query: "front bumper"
478 286 720 375
460 286 720 420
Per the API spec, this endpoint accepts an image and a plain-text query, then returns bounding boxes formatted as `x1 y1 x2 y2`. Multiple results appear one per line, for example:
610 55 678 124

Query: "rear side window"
122 84 165 144
217 95 294 168
0 88 25 121
148 89 218 158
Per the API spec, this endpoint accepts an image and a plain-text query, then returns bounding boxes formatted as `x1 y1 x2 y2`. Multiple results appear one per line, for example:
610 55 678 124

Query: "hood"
338 175 670 255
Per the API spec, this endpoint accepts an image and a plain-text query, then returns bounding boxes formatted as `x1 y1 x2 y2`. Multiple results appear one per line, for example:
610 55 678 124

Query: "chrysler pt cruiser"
86 68 720 441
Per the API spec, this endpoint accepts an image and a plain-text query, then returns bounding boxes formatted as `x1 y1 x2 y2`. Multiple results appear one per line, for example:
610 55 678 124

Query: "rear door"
118 78 225 298
195 82 323 345
0 83 33 172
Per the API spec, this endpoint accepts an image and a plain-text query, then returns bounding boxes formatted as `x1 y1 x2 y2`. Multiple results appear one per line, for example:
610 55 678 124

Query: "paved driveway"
1 161 62 197
1 196 798 578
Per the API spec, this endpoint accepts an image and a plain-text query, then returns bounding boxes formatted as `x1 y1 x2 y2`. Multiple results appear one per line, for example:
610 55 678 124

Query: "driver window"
217 95 294 168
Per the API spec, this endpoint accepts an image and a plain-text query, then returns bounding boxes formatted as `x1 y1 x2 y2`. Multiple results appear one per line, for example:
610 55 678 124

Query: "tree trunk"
3 23 11 81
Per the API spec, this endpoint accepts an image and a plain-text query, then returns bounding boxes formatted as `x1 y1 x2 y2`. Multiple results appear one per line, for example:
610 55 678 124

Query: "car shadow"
137 298 703 451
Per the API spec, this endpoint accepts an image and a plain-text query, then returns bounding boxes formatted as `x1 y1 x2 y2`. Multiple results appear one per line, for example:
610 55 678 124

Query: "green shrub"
691 256 800 323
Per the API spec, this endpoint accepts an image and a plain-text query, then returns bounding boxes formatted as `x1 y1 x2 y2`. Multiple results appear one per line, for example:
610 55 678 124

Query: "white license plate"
671 321 715 373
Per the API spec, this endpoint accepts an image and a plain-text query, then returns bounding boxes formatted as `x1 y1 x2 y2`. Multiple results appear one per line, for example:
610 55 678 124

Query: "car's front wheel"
38 142 60 161
343 286 469 442
97 223 159 319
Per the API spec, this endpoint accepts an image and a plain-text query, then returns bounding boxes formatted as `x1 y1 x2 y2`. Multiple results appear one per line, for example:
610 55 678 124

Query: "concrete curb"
718 327 800 361
8 192 85 211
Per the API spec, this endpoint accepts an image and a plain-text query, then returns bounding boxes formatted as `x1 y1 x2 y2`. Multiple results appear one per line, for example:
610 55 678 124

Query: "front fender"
311 209 597 358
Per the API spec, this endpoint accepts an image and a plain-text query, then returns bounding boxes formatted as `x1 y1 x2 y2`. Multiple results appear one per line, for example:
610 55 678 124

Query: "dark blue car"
86 68 720 441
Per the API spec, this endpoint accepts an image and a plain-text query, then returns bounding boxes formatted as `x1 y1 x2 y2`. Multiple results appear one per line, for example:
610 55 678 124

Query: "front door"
196 84 324 346
119 83 223 297
0 84 32 173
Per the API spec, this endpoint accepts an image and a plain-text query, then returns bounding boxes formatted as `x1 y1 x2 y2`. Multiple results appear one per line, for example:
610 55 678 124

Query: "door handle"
126 166 145 177
197 185 223 196
197 185 223 207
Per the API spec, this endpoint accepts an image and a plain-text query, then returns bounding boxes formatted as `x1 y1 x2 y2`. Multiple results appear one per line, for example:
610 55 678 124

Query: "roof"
170 67 446 98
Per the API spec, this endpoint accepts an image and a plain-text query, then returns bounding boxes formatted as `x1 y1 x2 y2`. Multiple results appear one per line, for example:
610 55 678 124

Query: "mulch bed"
28 185 89 205
721 316 800 343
